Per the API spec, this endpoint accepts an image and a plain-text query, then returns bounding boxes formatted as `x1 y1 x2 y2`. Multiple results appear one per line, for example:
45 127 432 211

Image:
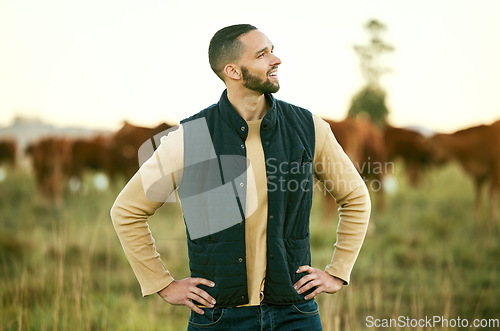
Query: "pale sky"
1 0 499 133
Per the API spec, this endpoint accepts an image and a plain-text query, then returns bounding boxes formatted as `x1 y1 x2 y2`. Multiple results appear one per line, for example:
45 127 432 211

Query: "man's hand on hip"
157 277 216 315
293 265 343 299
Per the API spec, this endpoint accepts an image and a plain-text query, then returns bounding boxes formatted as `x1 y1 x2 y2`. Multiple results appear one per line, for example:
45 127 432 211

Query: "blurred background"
1 0 499 330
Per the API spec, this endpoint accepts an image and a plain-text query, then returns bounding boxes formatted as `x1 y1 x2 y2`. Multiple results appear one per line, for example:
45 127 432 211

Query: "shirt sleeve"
110 125 184 296
312 115 371 284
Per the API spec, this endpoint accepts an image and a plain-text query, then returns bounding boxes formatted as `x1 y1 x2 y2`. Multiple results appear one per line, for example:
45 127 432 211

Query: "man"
111 24 370 330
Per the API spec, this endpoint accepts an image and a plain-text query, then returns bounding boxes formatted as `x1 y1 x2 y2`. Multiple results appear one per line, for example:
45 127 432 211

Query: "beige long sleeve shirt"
111 114 371 305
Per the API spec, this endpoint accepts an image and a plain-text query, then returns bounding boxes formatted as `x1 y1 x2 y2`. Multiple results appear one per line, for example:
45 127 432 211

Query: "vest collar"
218 89 277 139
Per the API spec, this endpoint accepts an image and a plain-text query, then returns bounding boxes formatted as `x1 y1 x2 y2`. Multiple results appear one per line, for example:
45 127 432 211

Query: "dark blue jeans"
187 299 322 330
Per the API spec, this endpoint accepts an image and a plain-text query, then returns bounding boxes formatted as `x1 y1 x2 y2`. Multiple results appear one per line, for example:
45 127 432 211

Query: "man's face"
237 30 282 94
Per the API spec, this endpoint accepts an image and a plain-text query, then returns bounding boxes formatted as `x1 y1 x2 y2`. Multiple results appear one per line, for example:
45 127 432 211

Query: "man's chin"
242 78 280 94
266 81 280 93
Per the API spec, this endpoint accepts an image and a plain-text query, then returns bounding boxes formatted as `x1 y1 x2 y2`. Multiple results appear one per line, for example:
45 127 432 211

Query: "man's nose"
271 53 282 66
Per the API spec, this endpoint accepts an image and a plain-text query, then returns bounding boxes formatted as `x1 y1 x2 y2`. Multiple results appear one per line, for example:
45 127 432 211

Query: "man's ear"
224 64 241 81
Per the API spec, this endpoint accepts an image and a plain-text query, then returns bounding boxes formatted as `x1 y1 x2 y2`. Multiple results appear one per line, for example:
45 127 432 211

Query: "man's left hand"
293 265 344 300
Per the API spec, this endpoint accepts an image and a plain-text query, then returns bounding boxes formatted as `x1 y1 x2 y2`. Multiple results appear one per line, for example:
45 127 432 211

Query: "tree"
348 19 394 127
348 85 388 127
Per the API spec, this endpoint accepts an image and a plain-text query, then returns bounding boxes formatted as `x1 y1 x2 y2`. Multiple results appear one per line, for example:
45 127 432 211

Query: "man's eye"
257 53 264 58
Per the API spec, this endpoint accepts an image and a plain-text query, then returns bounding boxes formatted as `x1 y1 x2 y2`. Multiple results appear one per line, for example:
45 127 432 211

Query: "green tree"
348 85 389 127
348 19 394 127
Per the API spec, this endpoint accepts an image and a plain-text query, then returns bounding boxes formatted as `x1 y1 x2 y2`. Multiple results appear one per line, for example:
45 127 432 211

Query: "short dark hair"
208 24 257 81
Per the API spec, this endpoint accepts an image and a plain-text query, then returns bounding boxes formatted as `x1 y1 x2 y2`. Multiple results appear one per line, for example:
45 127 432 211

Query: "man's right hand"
157 278 216 315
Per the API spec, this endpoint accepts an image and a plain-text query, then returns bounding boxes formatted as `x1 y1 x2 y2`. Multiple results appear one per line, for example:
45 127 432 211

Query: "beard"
241 66 280 94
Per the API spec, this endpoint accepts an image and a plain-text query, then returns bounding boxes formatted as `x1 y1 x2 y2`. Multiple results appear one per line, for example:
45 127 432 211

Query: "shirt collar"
218 89 277 139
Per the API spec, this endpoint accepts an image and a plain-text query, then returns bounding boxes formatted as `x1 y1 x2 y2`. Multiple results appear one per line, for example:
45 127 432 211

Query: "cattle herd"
1 122 172 206
0 118 498 218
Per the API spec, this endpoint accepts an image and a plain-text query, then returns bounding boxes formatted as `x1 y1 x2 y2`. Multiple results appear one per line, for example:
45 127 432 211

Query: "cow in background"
25 122 175 205
107 122 174 183
429 120 500 220
383 125 432 187
26 137 73 206
0 139 17 166
321 117 387 217
70 135 112 183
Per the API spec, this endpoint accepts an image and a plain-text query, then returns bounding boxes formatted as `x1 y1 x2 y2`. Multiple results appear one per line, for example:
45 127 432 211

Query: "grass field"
1 162 499 330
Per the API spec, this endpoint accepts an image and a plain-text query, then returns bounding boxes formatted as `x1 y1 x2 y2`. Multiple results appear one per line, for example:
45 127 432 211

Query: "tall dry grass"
1 162 499 330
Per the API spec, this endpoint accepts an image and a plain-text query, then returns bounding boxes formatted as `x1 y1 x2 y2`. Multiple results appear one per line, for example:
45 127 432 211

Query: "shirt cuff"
141 274 176 297
324 265 349 285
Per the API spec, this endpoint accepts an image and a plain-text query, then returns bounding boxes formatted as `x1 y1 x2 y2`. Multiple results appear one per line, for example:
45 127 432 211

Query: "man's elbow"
362 185 371 214
340 184 371 220
359 184 371 220
110 199 124 228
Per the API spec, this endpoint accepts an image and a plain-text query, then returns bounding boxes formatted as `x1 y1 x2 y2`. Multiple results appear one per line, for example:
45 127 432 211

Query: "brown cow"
25 122 173 205
26 137 73 206
0 139 17 167
430 120 500 220
108 122 174 182
70 135 112 182
383 124 432 187
321 117 387 216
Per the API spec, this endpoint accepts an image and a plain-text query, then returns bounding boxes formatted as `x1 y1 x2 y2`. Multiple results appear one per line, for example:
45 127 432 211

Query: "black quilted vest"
178 90 315 307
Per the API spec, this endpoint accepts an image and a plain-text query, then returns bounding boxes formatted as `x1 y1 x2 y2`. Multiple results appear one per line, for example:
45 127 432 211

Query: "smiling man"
111 24 371 330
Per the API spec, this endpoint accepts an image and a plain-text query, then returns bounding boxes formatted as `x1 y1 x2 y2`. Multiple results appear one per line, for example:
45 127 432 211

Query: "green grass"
1 162 499 330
